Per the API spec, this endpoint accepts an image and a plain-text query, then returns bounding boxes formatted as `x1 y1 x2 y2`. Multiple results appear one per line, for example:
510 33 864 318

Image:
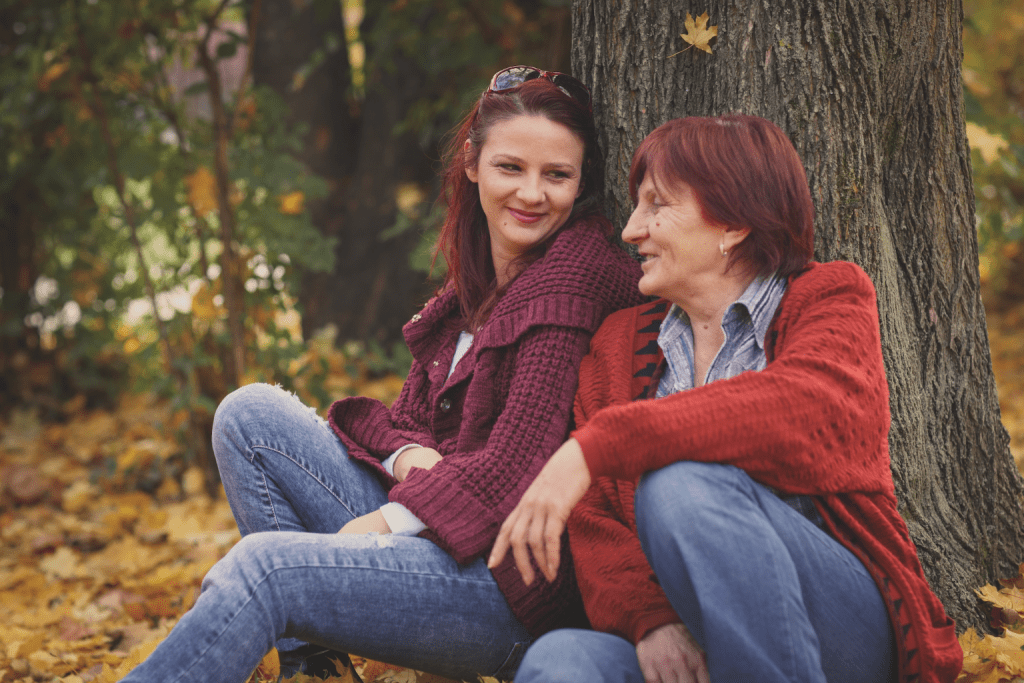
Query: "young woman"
117 67 643 683
492 115 961 683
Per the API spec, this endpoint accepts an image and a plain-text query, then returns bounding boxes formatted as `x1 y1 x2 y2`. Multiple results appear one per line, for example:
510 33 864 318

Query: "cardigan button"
439 398 452 412
411 313 422 322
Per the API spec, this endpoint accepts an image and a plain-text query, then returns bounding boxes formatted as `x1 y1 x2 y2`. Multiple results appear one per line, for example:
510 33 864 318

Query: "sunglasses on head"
486 65 592 111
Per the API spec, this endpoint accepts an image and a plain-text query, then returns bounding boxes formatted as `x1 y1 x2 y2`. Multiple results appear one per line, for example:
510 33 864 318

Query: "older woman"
490 115 962 683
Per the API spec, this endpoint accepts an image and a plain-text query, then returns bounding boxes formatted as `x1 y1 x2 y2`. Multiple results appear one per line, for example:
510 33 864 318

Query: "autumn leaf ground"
1 300 1023 683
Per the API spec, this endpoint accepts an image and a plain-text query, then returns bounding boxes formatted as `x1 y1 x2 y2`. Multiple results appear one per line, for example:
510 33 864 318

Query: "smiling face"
465 114 585 285
622 173 747 305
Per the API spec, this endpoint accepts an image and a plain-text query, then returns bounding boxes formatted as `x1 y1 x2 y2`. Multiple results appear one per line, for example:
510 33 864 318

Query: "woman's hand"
487 438 591 584
338 510 392 535
636 624 709 683
394 447 443 482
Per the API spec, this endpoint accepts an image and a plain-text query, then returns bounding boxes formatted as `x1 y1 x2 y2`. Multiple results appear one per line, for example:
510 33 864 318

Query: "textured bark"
573 0 1024 631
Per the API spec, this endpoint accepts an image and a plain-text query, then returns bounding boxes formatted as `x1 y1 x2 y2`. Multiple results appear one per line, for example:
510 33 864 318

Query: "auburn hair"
435 77 604 330
628 114 815 279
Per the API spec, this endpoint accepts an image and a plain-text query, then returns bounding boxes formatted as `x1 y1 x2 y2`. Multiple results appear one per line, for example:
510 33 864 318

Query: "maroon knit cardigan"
327 216 645 636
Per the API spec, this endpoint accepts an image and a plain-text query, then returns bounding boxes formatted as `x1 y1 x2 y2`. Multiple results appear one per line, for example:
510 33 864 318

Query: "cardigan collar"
402 219 620 365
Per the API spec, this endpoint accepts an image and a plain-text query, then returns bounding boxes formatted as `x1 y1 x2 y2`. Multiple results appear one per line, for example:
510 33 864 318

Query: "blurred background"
0 0 1021 495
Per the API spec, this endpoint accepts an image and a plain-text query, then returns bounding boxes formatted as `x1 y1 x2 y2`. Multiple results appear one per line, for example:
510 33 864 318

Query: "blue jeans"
121 383 531 683
516 462 895 683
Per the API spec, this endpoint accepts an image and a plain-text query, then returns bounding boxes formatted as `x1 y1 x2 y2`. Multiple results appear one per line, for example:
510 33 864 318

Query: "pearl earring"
720 242 728 257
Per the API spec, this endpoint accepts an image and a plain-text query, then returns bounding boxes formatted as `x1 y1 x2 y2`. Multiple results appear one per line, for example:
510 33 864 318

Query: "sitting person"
490 114 962 683
117 66 643 683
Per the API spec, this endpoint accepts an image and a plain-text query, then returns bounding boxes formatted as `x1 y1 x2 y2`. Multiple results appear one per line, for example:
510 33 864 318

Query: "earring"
720 242 728 257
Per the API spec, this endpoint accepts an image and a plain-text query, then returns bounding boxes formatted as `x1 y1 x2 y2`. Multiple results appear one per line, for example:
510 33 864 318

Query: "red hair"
628 114 814 279
435 77 604 329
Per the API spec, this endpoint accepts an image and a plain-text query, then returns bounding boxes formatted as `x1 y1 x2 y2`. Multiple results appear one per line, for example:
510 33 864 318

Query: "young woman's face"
466 114 584 284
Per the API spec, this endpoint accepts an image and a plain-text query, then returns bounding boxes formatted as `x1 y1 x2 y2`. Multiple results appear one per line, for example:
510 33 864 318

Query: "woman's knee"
203 532 285 598
520 630 630 683
633 462 752 548
515 630 641 683
214 383 286 433
212 383 321 458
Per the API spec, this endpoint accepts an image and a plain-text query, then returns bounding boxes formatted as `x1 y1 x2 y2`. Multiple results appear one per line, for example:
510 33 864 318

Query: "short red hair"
628 114 814 279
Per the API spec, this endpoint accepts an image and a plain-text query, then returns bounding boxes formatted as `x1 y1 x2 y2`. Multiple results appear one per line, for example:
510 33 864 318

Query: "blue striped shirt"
656 274 787 397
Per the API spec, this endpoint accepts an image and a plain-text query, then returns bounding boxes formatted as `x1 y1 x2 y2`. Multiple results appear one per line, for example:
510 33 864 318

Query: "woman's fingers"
526 502 552 582
511 511 538 585
542 513 564 581
488 438 591 584
489 510 515 570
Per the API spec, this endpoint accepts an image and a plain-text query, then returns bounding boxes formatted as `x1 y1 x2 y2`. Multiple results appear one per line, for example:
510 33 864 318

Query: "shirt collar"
727 273 787 351
661 273 786 352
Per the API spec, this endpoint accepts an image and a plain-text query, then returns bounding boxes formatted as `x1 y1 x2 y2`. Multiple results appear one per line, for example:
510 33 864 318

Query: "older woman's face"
622 174 726 303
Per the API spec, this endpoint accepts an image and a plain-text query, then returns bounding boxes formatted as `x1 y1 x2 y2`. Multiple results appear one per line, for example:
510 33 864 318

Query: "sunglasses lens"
491 67 540 91
551 75 591 107
487 66 591 110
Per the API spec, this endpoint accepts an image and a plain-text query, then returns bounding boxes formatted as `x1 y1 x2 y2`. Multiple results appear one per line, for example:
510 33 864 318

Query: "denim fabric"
516 462 895 683
515 629 645 682
121 383 530 683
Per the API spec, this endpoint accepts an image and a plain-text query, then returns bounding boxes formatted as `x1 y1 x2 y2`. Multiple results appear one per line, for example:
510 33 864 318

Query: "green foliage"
0 0 334 451
963 0 1024 295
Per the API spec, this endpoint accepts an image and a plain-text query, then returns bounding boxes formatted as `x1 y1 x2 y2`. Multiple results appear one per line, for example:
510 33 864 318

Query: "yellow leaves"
278 190 306 215
38 547 83 581
191 281 222 322
396 183 427 218
185 166 219 216
967 122 1010 165
986 303 1024 471
38 61 70 92
960 564 1024 682
670 12 718 57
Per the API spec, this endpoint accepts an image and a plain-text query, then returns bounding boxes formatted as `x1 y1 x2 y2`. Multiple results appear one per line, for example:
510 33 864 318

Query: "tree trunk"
573 0 1024 631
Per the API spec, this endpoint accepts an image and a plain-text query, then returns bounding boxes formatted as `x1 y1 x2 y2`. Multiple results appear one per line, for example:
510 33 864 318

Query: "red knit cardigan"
327 217 645 636
568 261 961 683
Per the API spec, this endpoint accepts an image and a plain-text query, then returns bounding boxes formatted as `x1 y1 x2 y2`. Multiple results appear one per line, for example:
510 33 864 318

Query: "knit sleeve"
327 357 438 481
569 479 682 644
388 324 591 564
574 262 893 495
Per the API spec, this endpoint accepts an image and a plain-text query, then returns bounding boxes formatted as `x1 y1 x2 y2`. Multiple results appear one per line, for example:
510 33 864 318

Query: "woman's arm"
491 262 892 579
577 262 891 491
328 356 440 476
388 324 592 564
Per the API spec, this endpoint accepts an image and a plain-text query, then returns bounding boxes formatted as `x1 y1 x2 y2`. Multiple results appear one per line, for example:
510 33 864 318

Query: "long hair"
628 114 815 279
435 77 603 329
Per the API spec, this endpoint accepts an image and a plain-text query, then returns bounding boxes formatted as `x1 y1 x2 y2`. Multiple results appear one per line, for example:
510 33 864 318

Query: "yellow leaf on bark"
38 62 70 91
675 12 717 55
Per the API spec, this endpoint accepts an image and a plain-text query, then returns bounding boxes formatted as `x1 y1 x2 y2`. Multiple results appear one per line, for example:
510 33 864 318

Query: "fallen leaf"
39 546 81 579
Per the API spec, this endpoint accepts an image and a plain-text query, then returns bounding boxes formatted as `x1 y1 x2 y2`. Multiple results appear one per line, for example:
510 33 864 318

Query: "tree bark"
573 0 1024 631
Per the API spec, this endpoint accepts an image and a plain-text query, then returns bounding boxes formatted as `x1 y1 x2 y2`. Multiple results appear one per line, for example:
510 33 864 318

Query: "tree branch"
73 6 182 387
196 11 246 387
